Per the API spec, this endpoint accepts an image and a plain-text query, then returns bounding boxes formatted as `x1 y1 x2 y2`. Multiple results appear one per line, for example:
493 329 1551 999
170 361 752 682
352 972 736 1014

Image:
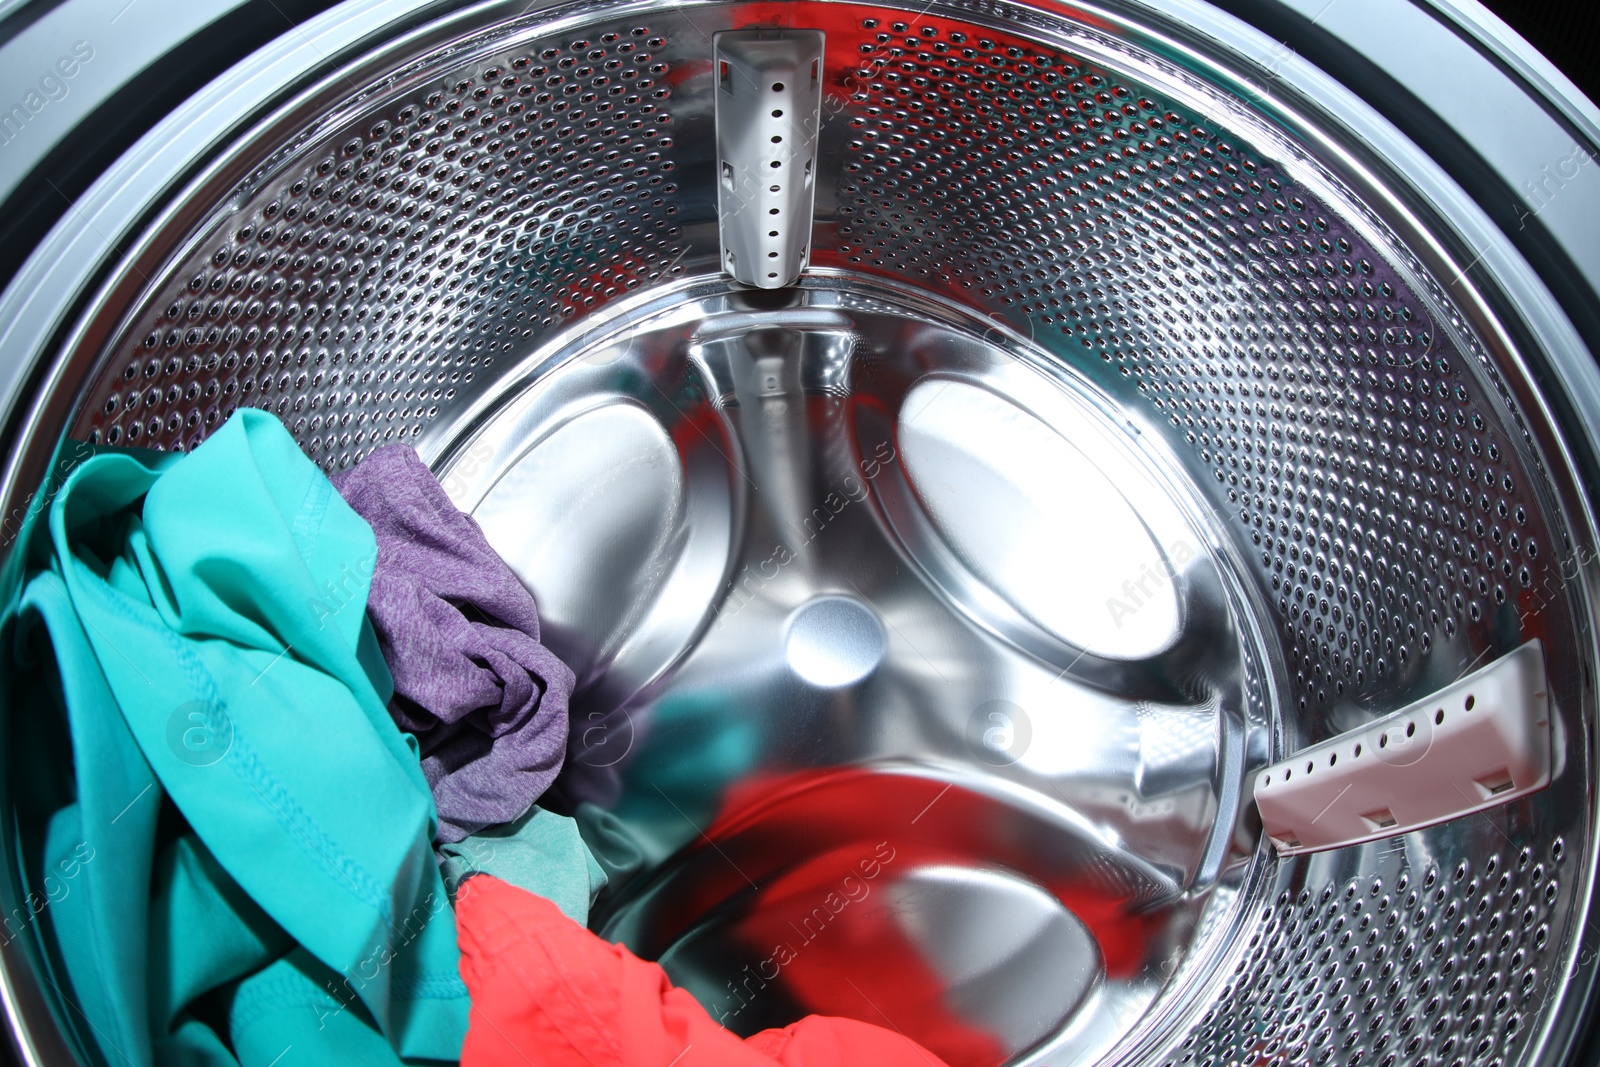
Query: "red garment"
455 875 953 1067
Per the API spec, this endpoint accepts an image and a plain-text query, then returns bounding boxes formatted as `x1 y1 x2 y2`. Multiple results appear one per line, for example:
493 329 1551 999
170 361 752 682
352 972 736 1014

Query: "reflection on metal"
635 775 1112 1064
439 279 1262 1067
784 595 887 688
4 0 1595 1062
467 394 735 716
471 403 687 687
897 379 1183 661
883 865 1101 1048
1256 641 1554 855
714 30 824 288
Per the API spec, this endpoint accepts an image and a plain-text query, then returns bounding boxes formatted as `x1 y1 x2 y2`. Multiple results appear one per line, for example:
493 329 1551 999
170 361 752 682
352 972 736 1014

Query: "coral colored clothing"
454 874 952 1067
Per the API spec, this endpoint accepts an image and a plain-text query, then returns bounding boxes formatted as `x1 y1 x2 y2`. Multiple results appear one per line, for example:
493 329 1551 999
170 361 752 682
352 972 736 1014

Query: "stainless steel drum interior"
0 0 1596 1065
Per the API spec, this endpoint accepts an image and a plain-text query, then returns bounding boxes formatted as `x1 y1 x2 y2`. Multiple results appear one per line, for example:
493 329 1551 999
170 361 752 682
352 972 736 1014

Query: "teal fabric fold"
148 834 291 1050
15 410 470 1064
573 801 649 892
229 952 415 1067
438 806 607 925
13 571 160 1067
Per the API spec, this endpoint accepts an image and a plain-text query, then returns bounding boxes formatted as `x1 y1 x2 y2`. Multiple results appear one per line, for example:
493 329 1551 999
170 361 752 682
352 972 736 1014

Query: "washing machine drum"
2 1 1599 1065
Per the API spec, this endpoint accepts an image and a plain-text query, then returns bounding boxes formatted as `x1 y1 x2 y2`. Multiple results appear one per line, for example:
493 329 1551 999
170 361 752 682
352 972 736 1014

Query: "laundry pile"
7 410 950 1067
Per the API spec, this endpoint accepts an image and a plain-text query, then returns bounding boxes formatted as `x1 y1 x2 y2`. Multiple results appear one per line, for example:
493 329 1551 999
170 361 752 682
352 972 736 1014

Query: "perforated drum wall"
65 2 1559 728
1170 841 1572 1067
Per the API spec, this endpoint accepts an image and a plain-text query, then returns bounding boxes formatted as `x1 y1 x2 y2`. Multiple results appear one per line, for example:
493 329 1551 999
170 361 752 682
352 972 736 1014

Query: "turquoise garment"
437 806 606 925
609 689 761 852
148 834 290 1064
574 801 648 891
15 410 470 1064
13 571 160 1067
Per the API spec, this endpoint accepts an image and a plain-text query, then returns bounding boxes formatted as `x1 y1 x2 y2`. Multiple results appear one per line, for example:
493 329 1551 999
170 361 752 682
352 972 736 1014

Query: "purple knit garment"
332 444 574 844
